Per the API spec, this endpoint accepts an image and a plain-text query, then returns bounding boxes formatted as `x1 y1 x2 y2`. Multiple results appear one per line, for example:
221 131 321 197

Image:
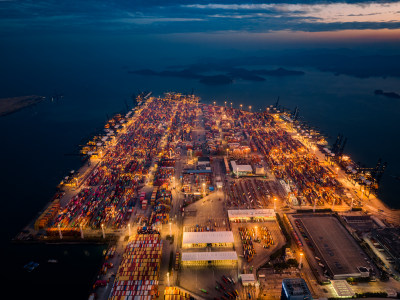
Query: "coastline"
0 95 45 117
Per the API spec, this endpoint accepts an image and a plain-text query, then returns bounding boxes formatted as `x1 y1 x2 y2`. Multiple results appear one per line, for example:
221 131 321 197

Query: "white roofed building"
240 274 257 286
181 251 238 266
228 209 275 222
231 161 253 177
182 231 234 248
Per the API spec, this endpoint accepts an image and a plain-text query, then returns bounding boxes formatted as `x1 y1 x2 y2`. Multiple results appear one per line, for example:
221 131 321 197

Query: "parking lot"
179 265 248 299
231 220 286 270
183 190 229 232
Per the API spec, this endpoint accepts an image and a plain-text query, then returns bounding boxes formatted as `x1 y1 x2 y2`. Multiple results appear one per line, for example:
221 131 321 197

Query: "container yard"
14 91 400 300
109 234 162 299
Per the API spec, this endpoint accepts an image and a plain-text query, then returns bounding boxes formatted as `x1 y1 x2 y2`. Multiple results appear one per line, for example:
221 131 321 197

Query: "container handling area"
15 91 400 300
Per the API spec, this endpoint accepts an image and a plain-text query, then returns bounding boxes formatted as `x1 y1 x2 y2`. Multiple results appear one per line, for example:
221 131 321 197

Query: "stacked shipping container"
109 234 162 300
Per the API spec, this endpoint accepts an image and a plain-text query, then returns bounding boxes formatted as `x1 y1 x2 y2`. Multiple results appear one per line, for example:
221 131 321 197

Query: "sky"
1 0 400 47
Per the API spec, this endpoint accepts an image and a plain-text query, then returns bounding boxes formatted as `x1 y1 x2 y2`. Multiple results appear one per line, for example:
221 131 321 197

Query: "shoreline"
0 95 45 117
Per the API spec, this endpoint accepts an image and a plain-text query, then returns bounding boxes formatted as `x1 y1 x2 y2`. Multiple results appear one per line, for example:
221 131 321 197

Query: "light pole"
249 106 252 112
350 198 354 211
313 198 317 213
299 253 303 269
101 223 105 239
128 223 131 236
240 104 243 110
230 102 232 108
58 224 63 240
169 222 172 236
225 101 227 107
167 272 170 287
213 101 216 106
202 182 206 196
80 223 84 239
274 198 277 211
331 198 336 211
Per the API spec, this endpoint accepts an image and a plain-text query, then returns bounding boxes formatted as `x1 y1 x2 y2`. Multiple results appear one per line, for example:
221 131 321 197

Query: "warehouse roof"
228 209 275 219
231 161 253 173
240 274 256 283
181 251 238 261
182 231 234 245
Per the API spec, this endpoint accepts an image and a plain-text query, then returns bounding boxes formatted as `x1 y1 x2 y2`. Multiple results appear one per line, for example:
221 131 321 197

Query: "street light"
80 223 84 239
249 106 252 112
274 197 277 211
169 222 172 236
101 223 105 239
240 104 243 110
224 101 227 107
213 101 216 106
299 253 303 269
128 223 131 236
58 224 63 240
167 272 170 287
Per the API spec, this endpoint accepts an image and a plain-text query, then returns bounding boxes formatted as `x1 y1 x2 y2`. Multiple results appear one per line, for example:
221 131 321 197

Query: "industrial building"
239 274 256 286
372 227 400 269
299 216 370 279
231 161 253 176
182 231 234 248
228 209 275 222
342 215 382 233
181 251 238 266
281 278 312 300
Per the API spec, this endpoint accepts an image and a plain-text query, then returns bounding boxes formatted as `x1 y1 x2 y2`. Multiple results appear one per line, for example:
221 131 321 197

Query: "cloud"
0 0 400 36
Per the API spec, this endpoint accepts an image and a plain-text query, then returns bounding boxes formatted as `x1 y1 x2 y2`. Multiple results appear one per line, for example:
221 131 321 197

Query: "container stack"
109 234 162 300
238 227 255 262
34 200 60 230
260 226 274 248
148 187 172 225
140 192 148 210
164 287 193 300
150 187 158 206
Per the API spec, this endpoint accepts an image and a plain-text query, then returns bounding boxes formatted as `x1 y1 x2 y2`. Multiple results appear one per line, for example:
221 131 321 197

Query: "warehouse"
299 216 370 279
228 209 275 222
231 161 253 176
181 251 238 266
182 231 234 248
240 274 257 286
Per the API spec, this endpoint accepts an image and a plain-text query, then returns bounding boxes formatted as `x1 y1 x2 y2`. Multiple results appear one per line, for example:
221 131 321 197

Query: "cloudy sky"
0 0 399 74
1 0 400 38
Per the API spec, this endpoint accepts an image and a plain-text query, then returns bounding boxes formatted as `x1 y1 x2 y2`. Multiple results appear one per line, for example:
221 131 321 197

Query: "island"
129 66 304 85
0 95 45 117
374 89 400 99
199 74 233 85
